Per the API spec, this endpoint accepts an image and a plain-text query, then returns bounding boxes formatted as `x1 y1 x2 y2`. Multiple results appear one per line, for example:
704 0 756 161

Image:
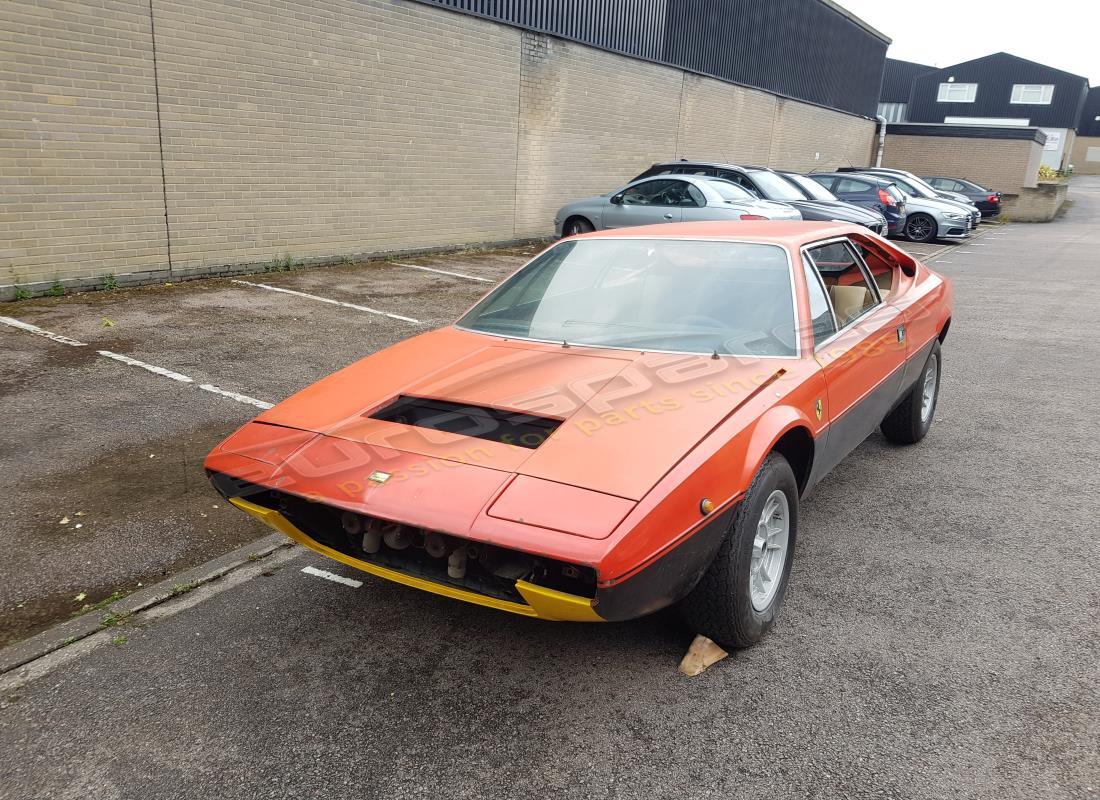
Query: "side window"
948 180 966 192
835 178 870 195
661 180 700 207
801 256 837 347
810 176 836 192
685 184 706 207
805 240 878 326
718 171 760 196
621 179 678 206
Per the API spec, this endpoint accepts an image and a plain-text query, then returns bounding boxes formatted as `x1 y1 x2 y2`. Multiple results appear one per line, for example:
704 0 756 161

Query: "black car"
632 161 889 235
923 176 1002 217
804 172 907 237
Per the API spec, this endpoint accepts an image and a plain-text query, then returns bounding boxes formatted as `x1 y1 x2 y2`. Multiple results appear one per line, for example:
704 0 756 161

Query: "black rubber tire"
677 453 798 650
880 340 941 444
563 217 594 236
904 213 937 243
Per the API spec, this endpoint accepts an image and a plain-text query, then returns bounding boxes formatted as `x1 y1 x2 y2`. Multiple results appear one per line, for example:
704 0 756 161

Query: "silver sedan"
554 175 802 237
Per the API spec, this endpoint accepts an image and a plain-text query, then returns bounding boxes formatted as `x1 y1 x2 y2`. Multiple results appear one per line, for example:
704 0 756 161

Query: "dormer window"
1010 84 1054 104
937 82 977 103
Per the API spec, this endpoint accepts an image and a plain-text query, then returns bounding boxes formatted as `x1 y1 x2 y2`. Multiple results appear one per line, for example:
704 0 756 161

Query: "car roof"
574 220 860 244
809 172 894 185
651 160 748 171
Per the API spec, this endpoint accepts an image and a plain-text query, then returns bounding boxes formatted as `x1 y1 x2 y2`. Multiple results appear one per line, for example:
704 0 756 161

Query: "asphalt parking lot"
2 182 1099 799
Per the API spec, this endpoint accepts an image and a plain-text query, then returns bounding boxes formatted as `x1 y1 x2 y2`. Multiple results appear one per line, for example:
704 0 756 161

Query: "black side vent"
369 395 561 449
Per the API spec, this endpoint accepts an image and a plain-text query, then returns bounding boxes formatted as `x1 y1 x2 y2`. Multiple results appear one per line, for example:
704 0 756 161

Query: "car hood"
253 327 795 501
785 200 879 224
906 196 969 215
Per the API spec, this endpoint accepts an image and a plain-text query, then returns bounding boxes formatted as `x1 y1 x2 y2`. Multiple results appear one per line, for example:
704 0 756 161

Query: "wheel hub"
750 490 789 612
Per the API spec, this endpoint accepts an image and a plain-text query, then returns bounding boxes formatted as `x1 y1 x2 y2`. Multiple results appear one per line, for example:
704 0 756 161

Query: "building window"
1011 84 1054 104
937 82 977 103
877 102 907 123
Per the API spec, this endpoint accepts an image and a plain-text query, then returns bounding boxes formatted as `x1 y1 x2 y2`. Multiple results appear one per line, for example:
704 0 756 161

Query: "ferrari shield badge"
368 470 392 485
815 398 823 421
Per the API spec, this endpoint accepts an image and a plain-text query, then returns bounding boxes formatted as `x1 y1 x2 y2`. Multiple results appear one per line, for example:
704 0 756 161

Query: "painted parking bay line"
0 316 87 347
301 565 363 588
199 383 273 410
232 279 421 324
389 261 493 283
98 350 194 383
1 315 274 410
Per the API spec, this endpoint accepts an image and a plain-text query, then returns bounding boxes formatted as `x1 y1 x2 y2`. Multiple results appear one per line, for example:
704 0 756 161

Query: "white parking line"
232 279 421 324
199 384 273 410
301 565 363 588
98 350 195 383
0 316 87 347
388 261 493 283
1 314 275 410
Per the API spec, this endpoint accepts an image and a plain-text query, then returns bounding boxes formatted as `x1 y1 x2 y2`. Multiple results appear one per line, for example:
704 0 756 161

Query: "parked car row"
554 160 1002 245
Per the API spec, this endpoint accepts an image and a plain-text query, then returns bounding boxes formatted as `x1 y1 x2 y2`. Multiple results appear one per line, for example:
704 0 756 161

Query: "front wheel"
904 213 937 243
563 217 594 236
880 340 941 444
677 453 798 649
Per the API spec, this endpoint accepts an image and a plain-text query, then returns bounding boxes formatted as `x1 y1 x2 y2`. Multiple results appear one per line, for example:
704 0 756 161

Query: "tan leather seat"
874 271 892 298
829 284 871 325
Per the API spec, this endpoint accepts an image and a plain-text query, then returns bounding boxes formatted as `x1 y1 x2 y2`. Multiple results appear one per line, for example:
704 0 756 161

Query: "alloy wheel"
750 490 790 612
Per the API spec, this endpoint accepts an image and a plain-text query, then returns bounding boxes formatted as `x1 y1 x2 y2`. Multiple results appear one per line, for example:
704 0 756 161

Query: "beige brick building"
1070 137 1100 176
883 130 1045 192
1 0 878 297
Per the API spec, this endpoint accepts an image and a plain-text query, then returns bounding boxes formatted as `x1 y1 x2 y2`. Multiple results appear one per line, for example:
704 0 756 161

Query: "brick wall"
882 133 1043 193
1 0 877 295
1070 136 1100 175
513 34 683 238
153 0 521 271
0 0 169 289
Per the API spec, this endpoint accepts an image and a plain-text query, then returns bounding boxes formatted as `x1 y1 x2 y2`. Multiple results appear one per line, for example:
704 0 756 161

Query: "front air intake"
368 395 561 449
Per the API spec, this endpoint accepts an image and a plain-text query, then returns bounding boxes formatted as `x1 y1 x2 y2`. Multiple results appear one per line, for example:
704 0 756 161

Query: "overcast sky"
835 0 1099 85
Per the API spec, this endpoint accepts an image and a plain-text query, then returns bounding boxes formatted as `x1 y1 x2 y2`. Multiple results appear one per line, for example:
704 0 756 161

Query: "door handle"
663 213 674 220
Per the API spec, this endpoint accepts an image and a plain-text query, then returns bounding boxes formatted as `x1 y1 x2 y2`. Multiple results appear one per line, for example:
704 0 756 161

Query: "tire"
904 213 937 243
677 453 798 649
563 217 594 236
880 340 941 444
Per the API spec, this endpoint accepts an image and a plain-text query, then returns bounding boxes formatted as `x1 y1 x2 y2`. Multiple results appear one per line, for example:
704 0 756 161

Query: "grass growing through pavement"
73 589 131 617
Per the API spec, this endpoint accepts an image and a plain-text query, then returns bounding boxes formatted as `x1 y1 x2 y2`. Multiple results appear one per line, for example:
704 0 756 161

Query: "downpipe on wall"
874 115 887 167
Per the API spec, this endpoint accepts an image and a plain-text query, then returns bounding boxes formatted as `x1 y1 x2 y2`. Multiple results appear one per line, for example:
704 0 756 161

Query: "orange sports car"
206 221 952 649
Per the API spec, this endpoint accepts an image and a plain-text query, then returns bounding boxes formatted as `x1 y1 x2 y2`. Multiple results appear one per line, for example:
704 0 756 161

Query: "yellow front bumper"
229 497 603 622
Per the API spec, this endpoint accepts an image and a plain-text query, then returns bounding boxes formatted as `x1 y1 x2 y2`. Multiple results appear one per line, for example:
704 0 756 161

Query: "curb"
0 533 291 675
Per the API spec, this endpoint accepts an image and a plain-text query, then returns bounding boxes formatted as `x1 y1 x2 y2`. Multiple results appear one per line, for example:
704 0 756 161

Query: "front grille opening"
240 484 596 602
369 395 561 449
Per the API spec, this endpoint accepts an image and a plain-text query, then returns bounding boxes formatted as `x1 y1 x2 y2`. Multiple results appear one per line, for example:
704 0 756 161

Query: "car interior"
804 240 885 326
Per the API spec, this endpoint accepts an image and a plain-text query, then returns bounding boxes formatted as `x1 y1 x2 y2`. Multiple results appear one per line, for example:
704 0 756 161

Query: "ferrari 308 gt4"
206 221 953 649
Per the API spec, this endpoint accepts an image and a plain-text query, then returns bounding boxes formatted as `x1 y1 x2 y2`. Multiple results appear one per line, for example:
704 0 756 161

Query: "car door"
602 179 684 229
801 238 908 478
830 177 877 213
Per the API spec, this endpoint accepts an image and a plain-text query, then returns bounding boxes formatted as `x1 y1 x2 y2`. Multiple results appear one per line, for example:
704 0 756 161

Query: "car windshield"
894 174 940 198
784 173 836 201
888 176 930 198
458 239 796 357
748 170 805 201
705 179 755 201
